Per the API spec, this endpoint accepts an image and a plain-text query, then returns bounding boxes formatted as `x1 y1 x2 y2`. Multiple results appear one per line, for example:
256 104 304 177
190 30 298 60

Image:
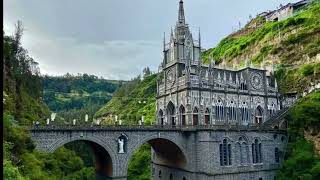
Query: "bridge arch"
124 133 188 176
47 136 119 178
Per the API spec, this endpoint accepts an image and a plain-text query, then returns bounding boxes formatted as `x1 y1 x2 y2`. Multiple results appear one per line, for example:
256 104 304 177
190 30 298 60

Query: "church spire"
198 27 201 48
163 32 166 51
178 0 185 25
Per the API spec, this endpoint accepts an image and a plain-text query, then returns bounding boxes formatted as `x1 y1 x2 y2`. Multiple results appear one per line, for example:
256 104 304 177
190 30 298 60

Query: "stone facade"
157 0 282 128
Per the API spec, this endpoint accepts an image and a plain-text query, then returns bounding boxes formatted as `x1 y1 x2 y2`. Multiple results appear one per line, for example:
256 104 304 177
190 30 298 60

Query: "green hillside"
203 0 320 93
42 74 122 122
95 74 157 125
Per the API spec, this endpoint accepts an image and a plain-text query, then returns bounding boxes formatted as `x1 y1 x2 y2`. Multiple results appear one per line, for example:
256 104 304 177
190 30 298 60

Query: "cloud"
20 31 161 80
4 0 299 80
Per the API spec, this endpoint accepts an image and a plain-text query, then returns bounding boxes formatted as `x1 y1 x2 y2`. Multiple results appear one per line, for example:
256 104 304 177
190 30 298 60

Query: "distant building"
264 0 312 22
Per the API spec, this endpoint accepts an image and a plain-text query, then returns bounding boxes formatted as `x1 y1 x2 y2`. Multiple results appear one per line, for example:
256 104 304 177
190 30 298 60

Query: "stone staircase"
263 107 290 129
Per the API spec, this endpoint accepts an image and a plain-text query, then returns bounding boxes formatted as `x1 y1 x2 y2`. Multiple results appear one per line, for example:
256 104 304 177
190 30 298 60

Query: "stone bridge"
31 125 287 180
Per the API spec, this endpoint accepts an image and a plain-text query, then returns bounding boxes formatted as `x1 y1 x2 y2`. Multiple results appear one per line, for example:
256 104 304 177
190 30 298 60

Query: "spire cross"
163 32 166 51
198 27 201 48
178 0 185 24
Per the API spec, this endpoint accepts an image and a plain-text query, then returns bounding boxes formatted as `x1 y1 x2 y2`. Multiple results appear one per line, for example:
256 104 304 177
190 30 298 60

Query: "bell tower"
157 0 202 126
160 0 201 77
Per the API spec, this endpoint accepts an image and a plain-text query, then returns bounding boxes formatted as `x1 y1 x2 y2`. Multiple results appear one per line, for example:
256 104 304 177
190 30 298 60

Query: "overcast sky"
4 0 297 80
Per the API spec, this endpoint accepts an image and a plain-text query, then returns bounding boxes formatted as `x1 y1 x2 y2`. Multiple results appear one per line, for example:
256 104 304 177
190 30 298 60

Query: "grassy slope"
203 0 320 93
95 74 157 125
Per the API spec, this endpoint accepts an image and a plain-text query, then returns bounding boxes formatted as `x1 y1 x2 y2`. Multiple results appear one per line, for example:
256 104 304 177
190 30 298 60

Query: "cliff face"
203 0 320 93
304 125 320 155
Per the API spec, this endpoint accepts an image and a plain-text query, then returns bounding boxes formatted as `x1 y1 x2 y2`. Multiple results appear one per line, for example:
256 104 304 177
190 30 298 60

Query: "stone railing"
29 124 286 132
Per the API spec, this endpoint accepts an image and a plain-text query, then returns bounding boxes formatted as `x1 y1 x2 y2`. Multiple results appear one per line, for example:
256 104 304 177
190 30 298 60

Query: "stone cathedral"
156 1 281 127
152 1 289 180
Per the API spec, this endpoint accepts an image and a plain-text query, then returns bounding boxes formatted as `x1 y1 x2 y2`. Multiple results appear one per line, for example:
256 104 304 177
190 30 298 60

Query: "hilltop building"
262 0 312 22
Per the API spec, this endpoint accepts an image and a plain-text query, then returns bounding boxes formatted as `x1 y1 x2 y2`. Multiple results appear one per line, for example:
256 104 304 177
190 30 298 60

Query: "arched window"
275 147 280 163
183 177 186 180
228 101 236 121
240 102 249 125
205 108 210 125
255 106 263 124
252 139 262 163
158 170 162 178
158 110 164 125
237 142 242 163
179 105 186 126
240 82 247 90
169 173 173 180
269 108 272 116
167 102 176 126
220 139 232 166
238 137 249 165
215 99 224 121
193 107 199 125
269 103 276 116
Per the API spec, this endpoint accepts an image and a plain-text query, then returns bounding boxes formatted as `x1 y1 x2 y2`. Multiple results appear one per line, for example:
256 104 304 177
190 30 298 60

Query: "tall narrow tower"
157 0 202 126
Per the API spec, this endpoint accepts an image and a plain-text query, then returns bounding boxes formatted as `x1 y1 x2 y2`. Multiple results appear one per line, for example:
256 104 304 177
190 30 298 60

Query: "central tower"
157 0 202 126
161 0 201 69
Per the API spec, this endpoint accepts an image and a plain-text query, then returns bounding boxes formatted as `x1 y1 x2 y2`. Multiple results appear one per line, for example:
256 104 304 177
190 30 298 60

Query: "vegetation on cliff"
95 73 157 125
203 0 320 93
3 23 95 179
278 92 320 180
